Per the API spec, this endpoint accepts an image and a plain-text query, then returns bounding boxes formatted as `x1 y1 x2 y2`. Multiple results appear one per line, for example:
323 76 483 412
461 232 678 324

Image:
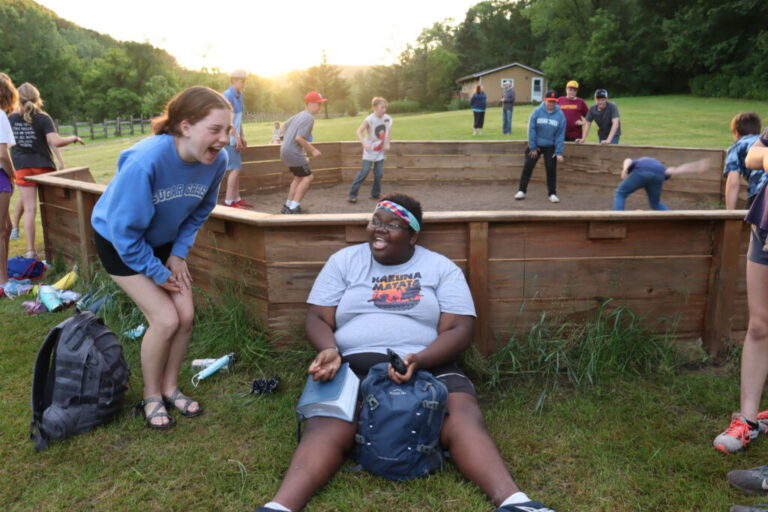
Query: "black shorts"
94 231 172 277
343 352 476 397
748 227 768 266
288 164 312 177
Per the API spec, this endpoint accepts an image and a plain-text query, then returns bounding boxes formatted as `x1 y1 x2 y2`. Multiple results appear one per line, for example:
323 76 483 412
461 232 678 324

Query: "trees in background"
0 0 765 122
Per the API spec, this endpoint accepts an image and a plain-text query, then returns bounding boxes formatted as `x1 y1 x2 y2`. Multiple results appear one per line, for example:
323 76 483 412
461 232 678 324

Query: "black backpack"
30 312 130 451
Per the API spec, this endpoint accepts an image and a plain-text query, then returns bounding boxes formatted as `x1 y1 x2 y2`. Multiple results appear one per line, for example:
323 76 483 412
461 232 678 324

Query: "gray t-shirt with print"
307 243 476 357
280 110 315 167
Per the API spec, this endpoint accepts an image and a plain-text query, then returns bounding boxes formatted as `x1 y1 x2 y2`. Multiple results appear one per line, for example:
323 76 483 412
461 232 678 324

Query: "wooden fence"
55 117 151 140
29 141 746 356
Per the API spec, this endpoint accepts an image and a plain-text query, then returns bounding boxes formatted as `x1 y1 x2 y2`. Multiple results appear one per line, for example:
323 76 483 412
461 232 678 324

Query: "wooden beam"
467 222 490 355
703 219 742 355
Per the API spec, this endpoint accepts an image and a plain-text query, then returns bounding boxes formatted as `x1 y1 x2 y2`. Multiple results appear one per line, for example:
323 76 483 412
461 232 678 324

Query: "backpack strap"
30 322 65 451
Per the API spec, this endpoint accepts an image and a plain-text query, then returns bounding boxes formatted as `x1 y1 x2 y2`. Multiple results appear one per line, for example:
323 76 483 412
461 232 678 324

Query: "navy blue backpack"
353 362 448 480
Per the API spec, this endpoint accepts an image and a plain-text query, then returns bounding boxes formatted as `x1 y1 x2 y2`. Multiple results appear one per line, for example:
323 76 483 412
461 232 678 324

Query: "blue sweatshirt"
91 134 227 285
527 102 566 155
470 92 487 111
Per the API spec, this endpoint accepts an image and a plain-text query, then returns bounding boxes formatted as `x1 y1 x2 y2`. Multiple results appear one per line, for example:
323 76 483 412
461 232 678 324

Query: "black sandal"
134 397 176 430
163 388 203 418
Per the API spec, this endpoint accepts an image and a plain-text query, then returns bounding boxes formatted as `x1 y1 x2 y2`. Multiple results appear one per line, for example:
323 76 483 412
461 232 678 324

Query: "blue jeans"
502 109 513 134
613 169 669 210
349 159 384 199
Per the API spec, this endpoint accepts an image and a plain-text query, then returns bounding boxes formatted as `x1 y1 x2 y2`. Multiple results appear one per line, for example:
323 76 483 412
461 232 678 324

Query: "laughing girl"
91 86 232 429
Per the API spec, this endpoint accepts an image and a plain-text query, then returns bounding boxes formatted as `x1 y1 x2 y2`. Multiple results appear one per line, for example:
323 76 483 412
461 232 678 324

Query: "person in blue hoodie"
91 86 232 430
515 90 566 203
470 84 487 136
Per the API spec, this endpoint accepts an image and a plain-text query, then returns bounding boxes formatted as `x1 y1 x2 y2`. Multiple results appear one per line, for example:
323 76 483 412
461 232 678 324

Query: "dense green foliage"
1 0 765 122
356 0 767 106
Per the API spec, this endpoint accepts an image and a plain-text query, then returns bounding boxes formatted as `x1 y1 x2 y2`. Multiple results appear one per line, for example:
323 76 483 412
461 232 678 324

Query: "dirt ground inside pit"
242 180 719 215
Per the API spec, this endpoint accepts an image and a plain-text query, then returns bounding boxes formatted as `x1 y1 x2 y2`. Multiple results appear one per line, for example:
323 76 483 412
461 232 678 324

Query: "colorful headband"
375 200 421 232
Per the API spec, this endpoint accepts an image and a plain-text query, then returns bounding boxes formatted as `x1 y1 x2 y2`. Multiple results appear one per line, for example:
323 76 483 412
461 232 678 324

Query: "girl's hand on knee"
159 279 182 294
166 256 192 291
308 348 341 381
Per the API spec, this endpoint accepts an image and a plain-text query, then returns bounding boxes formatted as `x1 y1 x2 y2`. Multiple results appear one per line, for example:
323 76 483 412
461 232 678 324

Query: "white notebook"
296 362 360 422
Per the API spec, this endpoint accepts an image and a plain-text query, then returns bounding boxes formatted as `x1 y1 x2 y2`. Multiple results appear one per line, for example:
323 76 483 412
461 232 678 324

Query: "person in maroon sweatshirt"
557 80 588 142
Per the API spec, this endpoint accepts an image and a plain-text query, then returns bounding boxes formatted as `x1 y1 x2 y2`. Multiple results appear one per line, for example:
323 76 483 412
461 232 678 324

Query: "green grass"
56 94 768 184
4 94 768 511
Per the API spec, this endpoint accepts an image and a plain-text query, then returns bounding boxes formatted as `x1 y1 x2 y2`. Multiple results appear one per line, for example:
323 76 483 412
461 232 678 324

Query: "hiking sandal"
134 396 176 430
163 388 203 417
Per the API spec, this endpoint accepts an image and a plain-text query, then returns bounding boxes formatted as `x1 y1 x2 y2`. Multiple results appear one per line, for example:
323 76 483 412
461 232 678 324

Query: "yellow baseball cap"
566 80 579 89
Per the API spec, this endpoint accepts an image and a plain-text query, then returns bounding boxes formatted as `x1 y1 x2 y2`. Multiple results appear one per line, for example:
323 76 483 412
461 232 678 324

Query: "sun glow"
35 0 478 77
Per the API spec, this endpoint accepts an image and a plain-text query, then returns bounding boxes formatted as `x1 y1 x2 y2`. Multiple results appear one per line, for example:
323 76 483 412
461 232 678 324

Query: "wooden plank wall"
34 149 740 356
235 140 725 205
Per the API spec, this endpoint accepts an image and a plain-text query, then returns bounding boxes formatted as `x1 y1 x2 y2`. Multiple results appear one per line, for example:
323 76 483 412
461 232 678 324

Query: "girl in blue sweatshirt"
91 86 232 429
515 90 566 203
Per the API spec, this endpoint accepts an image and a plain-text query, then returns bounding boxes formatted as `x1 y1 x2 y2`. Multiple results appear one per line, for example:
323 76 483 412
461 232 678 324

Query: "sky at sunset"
35 0 480 76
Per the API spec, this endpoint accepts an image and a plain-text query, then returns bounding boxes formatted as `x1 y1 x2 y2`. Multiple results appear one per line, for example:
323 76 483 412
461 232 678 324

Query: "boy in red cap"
279 91 327 214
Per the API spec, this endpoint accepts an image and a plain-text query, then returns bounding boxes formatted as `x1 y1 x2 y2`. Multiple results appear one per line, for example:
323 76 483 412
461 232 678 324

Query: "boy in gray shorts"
279 91 326 214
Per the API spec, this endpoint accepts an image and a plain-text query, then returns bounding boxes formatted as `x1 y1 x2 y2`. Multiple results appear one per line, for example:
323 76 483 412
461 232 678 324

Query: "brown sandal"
163 388 203 417
134 397 176 430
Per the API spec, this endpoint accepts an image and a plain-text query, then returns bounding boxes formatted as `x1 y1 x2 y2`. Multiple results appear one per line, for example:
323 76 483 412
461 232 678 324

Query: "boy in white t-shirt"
348 97 392 203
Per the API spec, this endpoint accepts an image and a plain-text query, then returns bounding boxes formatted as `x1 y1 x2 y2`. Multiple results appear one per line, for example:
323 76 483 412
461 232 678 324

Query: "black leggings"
473 111 485 129
518 145 557 195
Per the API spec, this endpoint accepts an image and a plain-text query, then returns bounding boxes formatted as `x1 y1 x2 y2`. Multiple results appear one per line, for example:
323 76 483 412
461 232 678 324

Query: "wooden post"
140 118 145 134
703 219 742 356
103 120 108 138
467 221 490 355
89 120 94 140
75 190 93 281
71 116 78 137
116 117 121 136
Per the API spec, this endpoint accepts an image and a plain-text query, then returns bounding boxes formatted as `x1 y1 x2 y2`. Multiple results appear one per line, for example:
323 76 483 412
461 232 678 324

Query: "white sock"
225 199 234 205
235 197 242 202
284 200 292 207
263 502 291 512
501 492 531 507
288 200 300 209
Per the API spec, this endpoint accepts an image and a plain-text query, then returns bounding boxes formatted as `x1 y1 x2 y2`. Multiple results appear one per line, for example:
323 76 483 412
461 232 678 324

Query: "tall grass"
488 301 678 410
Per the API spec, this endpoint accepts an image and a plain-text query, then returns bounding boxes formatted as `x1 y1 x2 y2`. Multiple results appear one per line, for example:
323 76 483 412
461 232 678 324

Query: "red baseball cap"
304 91 328 104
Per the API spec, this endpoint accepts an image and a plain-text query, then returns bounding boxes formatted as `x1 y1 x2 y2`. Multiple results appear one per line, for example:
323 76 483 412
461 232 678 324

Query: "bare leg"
19 186 37 255
740 256 768 422
0 191 10 283
286 176 302 202
161 286 199 413
11 193 22 231
225 169 241 203
111 273 183 426
441 393 519 506
271 416 356 511
292 175 315 203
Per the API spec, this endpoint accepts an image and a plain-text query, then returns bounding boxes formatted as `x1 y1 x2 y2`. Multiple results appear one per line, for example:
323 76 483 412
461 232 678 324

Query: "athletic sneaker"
731 506 768 512
348 196 357 203
495 500 558 512
253 508 286 512
9 227 19 240
514 191 526 200
714 413 766 454
548 194 560 203
236 199 254 208
280 205 290 214
224 201 248 209
729 465 768 495
288 206 306 214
